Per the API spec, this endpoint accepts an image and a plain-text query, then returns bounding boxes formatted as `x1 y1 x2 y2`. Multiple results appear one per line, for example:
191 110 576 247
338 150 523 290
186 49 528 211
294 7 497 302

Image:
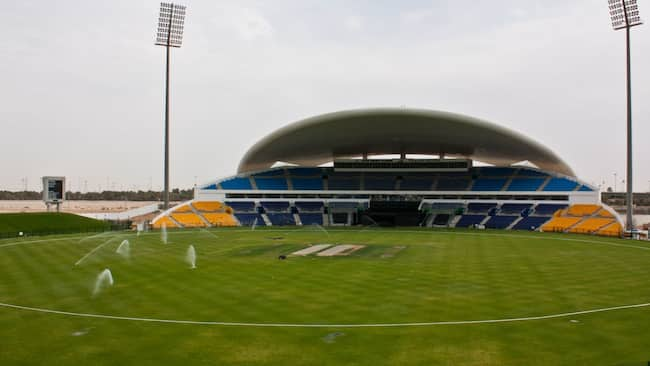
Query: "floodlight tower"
608 0 642 232
155 2 187 210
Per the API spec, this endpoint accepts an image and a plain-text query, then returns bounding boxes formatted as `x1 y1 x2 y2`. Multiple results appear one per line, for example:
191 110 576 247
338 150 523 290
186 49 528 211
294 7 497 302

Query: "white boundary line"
0 301 648 328
0 229 648 328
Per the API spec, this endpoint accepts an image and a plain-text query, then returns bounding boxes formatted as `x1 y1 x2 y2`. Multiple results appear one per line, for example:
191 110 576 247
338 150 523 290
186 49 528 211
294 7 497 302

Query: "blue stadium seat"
253 169 285 177
543 178 578 191
299 213 324 225
472 178 507 191
291 178 323 190
511 216 551 230
225 201 256 212
485 215 518 229
578 185 594 191
234 213 265 226
255 178 289 190
516 169 549 177
220 178 253 190
328 177 361 190
400 179 433 190
364 176 396 190
534 204 567 216
455 215 486 228
436 178 470 191
507 178 545 191
267 213 295 226
467 203 497 213
499 203 533 215
261 201 290 212
295 201 324 212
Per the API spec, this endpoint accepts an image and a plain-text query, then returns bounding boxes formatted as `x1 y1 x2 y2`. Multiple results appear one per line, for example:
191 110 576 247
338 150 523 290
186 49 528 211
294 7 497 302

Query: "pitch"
0 228 649 365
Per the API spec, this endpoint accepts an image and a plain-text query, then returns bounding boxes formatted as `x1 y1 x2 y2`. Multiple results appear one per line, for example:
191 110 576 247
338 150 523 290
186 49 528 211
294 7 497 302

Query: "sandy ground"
0 200 171 214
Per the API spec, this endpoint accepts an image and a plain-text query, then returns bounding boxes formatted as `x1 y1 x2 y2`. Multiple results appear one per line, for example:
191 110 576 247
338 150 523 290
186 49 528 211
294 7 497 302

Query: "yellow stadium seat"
568 218 615 234
596 209 614 218
567 204 601 217
173 204 194 213
152 216 178 229
541 217 581 232
203 213 238 227
192 201 224 212
598 222 623 237
171 213 207 228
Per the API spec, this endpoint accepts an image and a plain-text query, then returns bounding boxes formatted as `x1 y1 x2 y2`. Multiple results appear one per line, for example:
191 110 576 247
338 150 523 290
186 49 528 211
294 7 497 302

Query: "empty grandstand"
152 108 622 237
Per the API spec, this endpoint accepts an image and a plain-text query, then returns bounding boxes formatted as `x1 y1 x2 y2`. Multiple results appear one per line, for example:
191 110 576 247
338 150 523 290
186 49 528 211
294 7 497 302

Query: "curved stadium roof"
238 108 575 177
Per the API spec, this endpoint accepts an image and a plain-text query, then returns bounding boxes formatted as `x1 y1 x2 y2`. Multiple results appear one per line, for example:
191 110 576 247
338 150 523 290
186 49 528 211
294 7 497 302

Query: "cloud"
343 15 363 31
219 6 274 41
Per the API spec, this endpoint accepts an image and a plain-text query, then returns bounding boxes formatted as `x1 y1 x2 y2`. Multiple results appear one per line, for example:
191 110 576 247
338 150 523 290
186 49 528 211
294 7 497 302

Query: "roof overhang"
238 108 575 177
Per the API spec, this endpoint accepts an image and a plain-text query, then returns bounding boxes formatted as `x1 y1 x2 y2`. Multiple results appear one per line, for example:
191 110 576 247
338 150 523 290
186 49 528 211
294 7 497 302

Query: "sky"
1 0 649 192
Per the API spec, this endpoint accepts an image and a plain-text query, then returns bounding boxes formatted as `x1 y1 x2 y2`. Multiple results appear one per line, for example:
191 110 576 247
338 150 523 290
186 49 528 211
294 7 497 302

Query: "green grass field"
0 227 649 365
0 212 110 238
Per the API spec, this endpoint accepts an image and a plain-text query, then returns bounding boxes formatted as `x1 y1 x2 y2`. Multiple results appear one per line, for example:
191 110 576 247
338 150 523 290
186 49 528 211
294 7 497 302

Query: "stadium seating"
455 215 486 228
261 201 290 212
499 203 533 215
254 177 289 190
467 203 497 214
220 177 253 190
225 201 256 212
541 217 581 232
291 178 323 190
171 213 206 228
533 204 567 216
295 201 324 212
192 201 224 212
432 213 451 225
515 169 549 177
511 216 551 231
152 216 178 229
299 213 324 225
399 178 434 190
267 213 295 226
568 218 615 234
477 167 516 176
471 178 507 191
597 222 623 237
485 215 518 229
234 213 265 226
364 175 396 190
328 176 361 190
172 204 193 213
596 209 614 218
202 213 237 227
543 178 578 191
507 178 545 191
567 204 601 216
436 178 470 191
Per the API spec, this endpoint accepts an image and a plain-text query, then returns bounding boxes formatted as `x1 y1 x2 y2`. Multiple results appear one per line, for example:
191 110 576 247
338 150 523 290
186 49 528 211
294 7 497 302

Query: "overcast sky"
1 0 648 192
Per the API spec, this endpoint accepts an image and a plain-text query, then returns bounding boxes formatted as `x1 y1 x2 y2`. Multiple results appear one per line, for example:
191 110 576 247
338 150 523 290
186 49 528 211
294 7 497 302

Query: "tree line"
0 189 193 201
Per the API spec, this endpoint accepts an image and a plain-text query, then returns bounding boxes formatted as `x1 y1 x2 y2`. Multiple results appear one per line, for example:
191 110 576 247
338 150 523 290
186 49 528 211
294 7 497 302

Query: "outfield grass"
0 212 110 238
0 228 649 365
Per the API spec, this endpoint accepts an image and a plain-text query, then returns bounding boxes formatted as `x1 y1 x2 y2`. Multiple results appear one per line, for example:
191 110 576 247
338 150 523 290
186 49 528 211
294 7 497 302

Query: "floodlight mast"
155 2 186 210
608 0 642 232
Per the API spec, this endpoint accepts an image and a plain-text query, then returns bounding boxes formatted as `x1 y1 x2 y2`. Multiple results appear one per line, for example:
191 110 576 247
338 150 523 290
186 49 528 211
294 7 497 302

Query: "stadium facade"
152 108 623 236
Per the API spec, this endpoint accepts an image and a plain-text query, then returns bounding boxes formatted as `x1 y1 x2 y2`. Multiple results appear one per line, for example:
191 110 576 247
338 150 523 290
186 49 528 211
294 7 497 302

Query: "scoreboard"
42 176 65 203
